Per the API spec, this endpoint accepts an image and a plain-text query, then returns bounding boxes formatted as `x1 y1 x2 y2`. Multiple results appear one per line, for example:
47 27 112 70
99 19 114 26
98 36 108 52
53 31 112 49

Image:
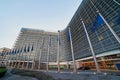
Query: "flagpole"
11 49 15 68
8 50 12 67
32 40 39 70
46 36 50 71
24 44 30 69
13 49 16 68
14 48 19 68
90 0 120 44
7 49 11 67
13 49 17 67
68 27 76 73
20 47 25 69
26 43 34 69
9 49 14 68
26 44 32 69
26 50 29 69
6 50 11 67
81 19 100 72
17 47 23 68
6 51 9 66
9 50 12 67
22 46 27 69
57 30 60 72
17 46 24 68
11 50 15 68
38 37 44 70
31 43 36 70
14 48 21 68
10 51 13 68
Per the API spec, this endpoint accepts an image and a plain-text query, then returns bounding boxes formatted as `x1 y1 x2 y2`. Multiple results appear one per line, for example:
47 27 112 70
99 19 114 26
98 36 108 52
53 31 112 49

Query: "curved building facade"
8 0 120 71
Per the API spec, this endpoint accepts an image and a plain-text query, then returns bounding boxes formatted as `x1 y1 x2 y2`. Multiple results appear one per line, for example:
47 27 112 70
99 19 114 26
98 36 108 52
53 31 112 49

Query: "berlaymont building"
7 0 120 72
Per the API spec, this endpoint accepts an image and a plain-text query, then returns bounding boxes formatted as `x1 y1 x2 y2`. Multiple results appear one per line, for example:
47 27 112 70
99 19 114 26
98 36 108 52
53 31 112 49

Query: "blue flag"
14 49 17 54
17 49 20 53
91 14 104 32
67 29 70 42
8 50 11 55
12 49 15 54
24 46 26 52
20 47 23 53
27 45 30 52
31 44 34 51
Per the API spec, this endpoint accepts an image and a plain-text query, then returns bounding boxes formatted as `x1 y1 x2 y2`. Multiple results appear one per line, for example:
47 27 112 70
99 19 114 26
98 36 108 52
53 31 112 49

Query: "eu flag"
67 29 70 42
31 44 34 51
14 49 16 54
91 14 104 32
17 49 20 53
20 47 23 53
27 46 30 52
9 50 11 55
14 48 18 54
24 46 26 52
12 49 14 54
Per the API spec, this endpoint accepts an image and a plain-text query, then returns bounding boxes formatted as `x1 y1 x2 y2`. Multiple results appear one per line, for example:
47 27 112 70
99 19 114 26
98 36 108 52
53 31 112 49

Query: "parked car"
78 66 90 70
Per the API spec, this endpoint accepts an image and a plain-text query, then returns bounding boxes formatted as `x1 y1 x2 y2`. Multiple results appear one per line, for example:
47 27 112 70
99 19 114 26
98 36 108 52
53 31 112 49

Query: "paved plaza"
0 69 38 80
1 69 120 80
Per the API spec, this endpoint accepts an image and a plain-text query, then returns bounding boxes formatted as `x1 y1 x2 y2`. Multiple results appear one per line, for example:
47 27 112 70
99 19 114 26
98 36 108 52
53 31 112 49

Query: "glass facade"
68 0 120 60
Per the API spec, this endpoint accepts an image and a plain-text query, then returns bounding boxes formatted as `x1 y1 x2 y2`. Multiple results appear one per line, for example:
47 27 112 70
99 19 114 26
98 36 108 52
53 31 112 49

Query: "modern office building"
8 0 120 71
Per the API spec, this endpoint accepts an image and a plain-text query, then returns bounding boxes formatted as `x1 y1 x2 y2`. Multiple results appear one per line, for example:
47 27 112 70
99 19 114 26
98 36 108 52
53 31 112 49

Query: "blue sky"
0 0 82 48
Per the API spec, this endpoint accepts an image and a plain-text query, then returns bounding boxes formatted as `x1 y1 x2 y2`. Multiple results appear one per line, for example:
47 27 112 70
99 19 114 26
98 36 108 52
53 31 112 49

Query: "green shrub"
0 67 7 78
0 67 7 73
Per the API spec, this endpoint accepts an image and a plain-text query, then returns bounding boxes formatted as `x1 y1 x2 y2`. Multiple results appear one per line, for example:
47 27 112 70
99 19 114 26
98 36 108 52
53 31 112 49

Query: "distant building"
8 0 120 71
0 47 10 66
